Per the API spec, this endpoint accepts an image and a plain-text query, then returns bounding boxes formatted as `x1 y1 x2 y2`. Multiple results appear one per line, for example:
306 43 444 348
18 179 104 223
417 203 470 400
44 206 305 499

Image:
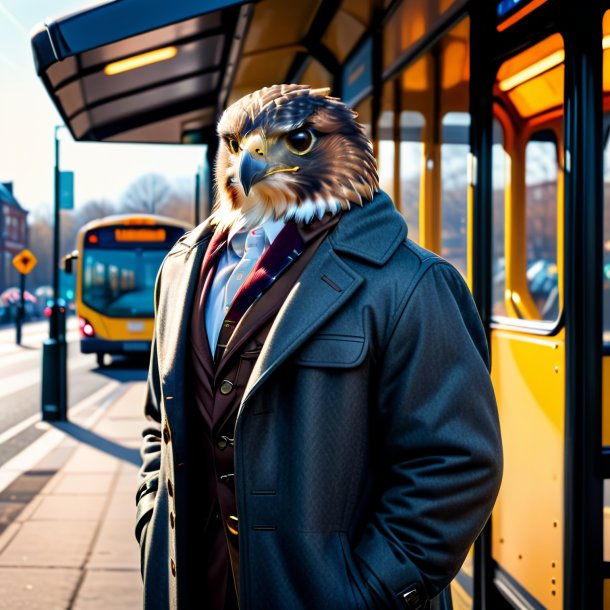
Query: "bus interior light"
79 317 95 338
104 46 178 76
498 49 564 91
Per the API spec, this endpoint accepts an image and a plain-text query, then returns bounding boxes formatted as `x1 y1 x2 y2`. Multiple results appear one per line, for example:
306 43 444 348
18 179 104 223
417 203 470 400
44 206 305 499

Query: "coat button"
216 436 234 450
219 380 234 395
170 512 175 529
226 515 239 536
402 587 425 610
167 478 174 497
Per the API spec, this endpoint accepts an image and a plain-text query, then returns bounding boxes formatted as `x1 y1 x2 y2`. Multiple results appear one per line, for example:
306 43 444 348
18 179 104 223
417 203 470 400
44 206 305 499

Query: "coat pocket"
294 334 366 368
338 533 377 610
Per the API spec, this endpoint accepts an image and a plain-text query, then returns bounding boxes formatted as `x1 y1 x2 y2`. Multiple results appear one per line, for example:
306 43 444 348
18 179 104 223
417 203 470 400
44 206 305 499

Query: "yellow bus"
71 214 191 367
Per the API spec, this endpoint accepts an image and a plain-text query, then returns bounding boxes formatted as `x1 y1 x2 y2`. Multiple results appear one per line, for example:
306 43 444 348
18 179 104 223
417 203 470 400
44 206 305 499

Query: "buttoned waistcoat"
136 190 503 610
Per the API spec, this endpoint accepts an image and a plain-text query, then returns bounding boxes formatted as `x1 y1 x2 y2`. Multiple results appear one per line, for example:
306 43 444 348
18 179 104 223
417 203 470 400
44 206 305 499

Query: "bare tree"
158 177 195 225
121 173 172 214
77 199 115 227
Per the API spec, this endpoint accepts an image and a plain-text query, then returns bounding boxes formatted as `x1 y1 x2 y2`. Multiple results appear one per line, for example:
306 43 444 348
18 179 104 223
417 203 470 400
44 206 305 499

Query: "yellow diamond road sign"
12 249 38 275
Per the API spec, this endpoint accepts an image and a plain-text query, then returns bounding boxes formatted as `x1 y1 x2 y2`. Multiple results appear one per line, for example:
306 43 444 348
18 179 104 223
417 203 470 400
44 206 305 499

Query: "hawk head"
209 84 378 232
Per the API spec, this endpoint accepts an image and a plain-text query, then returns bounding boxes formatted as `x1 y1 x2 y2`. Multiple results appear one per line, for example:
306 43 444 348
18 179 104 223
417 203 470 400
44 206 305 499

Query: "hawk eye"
285 129 314 155
228 138 240 155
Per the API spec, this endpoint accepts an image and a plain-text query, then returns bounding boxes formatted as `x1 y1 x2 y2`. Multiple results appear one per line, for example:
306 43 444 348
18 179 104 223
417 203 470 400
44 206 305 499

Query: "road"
0 318 148 469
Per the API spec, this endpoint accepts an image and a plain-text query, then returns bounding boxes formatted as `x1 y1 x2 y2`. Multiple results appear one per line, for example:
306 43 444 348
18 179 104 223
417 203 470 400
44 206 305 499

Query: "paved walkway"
0 382 146 609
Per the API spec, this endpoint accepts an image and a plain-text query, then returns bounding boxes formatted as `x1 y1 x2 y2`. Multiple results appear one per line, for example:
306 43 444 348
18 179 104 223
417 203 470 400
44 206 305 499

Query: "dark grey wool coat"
136 190 502 610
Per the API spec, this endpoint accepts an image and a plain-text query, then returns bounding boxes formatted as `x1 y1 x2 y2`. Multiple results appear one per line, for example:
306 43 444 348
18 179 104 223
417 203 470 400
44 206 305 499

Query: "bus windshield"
80 223 187 318
82 248 166 318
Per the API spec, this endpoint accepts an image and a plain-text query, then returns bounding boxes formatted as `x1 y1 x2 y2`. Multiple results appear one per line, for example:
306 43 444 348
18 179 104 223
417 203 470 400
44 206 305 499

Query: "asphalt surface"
0 319 148 469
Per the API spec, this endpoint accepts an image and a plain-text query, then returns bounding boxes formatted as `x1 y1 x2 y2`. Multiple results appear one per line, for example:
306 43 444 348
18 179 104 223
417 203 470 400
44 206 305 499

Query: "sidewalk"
0 381 146 610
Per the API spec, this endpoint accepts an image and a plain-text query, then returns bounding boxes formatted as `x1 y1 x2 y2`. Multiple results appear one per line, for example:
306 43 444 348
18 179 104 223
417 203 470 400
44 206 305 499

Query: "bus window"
603 125 610 342
492 118 508 317
354 97 373 150
439 17 470 277
441 111 470 277
400 110 424 243
378 80 397 202
525 130 559 321
399 55 428 245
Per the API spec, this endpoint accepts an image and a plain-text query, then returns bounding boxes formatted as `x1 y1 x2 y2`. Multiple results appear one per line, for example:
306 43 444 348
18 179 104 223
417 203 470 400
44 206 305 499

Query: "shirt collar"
228 217 286 257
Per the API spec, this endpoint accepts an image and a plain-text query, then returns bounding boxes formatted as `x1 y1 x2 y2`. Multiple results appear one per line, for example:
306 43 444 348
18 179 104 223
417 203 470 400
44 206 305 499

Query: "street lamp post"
41 125 68 421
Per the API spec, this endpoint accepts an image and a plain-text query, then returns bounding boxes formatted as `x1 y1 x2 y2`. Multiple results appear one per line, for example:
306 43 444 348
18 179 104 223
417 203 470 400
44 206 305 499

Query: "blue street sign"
59 171 74 210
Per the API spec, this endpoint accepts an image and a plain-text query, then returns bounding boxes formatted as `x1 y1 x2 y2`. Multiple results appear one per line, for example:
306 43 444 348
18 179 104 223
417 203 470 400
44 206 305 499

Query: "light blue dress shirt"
205 219 286 354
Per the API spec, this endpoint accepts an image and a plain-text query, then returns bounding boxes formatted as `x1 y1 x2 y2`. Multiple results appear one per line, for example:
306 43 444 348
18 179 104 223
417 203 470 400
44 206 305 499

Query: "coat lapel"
239 241 363 413
156 223 216 395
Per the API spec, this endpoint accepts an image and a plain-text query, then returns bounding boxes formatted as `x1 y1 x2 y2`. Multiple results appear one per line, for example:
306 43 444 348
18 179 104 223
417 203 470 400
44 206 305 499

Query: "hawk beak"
239 152 270 196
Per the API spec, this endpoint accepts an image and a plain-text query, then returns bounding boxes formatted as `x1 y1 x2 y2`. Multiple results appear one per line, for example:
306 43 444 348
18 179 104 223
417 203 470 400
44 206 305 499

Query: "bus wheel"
97 352 105 368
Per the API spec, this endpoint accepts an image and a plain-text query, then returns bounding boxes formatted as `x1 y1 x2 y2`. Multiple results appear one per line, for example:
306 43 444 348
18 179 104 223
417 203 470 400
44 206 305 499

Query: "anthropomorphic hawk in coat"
138 82 502 610
209 84 379 232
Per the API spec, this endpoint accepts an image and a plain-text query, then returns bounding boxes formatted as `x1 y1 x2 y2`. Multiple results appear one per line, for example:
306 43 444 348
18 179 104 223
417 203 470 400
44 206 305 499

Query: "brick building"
0 182 28 293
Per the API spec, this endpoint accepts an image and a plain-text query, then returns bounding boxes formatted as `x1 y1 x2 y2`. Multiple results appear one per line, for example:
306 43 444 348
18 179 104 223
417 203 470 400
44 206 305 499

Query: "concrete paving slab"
0 523 20 554
29 494 105 522
46 473 114 496
0 567 81 610
105 492 134 522
15 496 43 523
0 520 97 568
62 445 120 474
114 471 139 496
93 419 145 441
72 569 142 610
32 442 78 472
87 516 139 570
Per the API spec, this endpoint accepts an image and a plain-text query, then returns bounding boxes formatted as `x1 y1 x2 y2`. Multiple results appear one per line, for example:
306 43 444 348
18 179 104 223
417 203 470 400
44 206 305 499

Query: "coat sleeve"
353 261 503 608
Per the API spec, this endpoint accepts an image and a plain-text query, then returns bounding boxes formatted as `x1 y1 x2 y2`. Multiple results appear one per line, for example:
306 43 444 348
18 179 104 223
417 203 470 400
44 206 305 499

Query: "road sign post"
12 249 38 346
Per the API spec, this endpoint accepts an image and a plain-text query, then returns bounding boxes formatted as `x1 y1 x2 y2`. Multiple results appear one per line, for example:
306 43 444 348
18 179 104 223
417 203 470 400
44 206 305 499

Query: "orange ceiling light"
104 46 178 76
499 49 564 92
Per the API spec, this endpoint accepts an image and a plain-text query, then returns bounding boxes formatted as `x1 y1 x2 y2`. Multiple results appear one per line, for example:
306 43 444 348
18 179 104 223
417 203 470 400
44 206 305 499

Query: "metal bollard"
41 314 68 422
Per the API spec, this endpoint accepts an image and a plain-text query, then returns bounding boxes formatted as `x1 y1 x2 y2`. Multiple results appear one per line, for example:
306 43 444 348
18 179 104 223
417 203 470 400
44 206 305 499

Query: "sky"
0 1 206 217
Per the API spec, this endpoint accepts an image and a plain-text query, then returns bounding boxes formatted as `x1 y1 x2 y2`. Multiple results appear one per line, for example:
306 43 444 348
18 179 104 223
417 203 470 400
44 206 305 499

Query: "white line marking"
0 353 93 401
0 380 121 495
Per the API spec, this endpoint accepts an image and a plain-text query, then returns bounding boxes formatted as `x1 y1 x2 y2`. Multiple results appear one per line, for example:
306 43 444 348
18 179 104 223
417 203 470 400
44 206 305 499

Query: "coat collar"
175 189 406 264
328 189 406 265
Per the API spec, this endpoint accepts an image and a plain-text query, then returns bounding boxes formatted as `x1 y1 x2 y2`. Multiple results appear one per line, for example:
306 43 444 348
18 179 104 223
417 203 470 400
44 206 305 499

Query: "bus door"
490 32 565 610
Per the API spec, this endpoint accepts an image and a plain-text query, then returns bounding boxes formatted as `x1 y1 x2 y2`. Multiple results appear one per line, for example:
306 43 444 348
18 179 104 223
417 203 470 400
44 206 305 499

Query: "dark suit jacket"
136 190 503 610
